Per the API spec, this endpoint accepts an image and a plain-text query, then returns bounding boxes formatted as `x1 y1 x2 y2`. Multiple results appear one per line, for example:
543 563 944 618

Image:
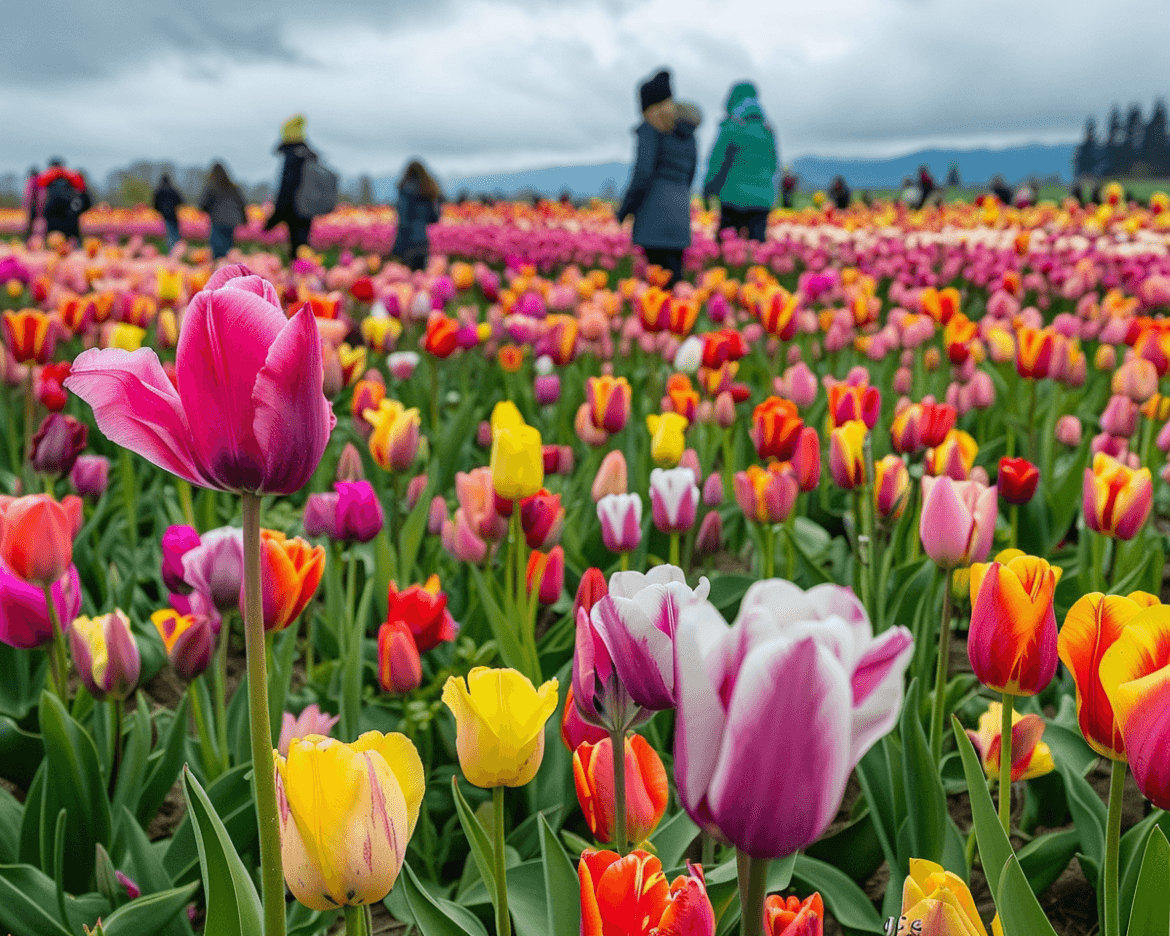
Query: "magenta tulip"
161 524 201 595
65 264 336 495
597 493 642 554
673 581 913 858
181 526 244 612
0 563 82 649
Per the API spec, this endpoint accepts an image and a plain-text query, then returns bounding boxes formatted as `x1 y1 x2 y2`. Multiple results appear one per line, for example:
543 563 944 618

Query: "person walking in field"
199 162 247 260
152 174 185 250
618 69 700 286
390 160 443 271
703 81 778 242
38 158 90 243
264 114 316 257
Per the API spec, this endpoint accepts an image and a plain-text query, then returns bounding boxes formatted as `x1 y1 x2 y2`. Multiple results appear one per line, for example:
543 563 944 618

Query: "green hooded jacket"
702 82 778 210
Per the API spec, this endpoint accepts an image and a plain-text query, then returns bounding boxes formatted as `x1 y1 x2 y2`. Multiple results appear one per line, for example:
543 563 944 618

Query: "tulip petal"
353 731 426 840
1057 593 1140 759
708 636 852 858
1112 667 1170 810
849 626 915 766
673 601 733 835
177 285 287 491
252 304 336 495
64 348 208 487
594 592 676 709
919 476 973 568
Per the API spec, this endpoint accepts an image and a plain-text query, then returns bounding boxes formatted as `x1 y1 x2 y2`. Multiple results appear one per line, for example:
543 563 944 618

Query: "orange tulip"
1100 604 1170 808
1083 453 1153 540
3 309 56 364
765 893 824 936
666 373 699 423
925 429 978 481
0 494 79 586
579 849 714 936
967 555 1061 696
1059 592 1159 760
255 530 326 631
751 396 803 461
1016 326 1055 379
573 733 669 845
586 375 632 434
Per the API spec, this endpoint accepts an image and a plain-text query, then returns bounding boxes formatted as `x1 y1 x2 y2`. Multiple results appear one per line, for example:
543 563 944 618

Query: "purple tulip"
0 563 82 649
693 511 722 557
181 526 244 612
64 264 336 495
30 413 88 478
161 524 201 595
303 491 340 539
597 493 642 554
534 374 561 406
650 467 699 535
573 604 648 733
334 481 384 543
591 566 710 711
69 454 110 497
674 580 914 858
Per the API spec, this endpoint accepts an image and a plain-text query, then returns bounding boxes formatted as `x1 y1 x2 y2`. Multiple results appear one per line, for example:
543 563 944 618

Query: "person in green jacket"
703 81 778 241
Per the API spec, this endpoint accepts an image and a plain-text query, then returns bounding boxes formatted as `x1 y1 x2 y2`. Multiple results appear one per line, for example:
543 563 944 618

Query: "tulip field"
3 185 1170 936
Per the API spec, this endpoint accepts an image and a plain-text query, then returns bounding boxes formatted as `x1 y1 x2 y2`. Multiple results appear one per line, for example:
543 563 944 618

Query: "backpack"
45 177 83 218
294 156 339 218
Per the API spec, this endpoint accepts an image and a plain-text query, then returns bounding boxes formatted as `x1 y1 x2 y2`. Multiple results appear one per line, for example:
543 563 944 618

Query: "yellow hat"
281 114 306 144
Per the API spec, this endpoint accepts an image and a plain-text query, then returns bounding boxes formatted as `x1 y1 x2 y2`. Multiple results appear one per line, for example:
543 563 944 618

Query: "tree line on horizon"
1074 99 1170 179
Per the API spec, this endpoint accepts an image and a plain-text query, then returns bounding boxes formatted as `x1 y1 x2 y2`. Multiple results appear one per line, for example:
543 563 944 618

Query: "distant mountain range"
372 143 1078 201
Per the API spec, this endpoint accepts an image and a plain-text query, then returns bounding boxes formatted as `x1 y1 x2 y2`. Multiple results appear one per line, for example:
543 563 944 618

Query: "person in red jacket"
37 159 90 241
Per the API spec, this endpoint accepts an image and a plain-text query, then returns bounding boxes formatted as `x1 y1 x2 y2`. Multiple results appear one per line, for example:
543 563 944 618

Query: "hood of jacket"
725 82 764 122
673 102 702 139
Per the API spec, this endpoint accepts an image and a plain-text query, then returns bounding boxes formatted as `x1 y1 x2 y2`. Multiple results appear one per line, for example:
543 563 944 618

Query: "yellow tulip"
646 412 688 468
109 323 147 352
360 315 402 351
490 400 526 437
273 731 424 910
441 667 559 787
490 424 544 500
365 398 421 472
156 269 182 302
899 858 988 935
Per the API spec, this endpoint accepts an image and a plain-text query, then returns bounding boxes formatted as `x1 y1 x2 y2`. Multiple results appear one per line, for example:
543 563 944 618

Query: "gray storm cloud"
1 0 1166 182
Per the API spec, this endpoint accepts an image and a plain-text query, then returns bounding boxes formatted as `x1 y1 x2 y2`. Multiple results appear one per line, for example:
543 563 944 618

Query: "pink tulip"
0 564 82 650
597 493 642 554
65 265 336 494
441 510 488 563
1055 414 1083 447
1100 395 1140 438
673 581 913 858
277 703 340 758
650 468 699 535
919 476 996 569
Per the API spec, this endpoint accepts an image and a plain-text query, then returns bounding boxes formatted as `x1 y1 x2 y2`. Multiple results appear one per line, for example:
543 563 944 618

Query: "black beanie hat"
639 70 672 111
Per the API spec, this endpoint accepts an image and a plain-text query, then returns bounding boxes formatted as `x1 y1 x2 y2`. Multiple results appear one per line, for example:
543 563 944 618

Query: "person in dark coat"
263 113 315 257
780 167 797 208
199 162 247 260
37 159 90 241
152 174 185 250
917 165 936 208
989 174 1014 206
617 69 699 287
829 175 851 210
391 160 443 271
22 167 40 240
703 81 777 242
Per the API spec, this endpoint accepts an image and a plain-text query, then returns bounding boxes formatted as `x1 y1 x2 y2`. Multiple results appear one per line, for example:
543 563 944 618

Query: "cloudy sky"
2 0 1167 185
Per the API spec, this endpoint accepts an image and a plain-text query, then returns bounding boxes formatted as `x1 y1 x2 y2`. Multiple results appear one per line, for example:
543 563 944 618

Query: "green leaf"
854 741 899 874
791 854 885 933
996 855 1060 936
650 809 700 872
900 679 949 868
805 811 885 886
451 775 498 907
1017 829 1080 897
0 713 42 789
164 763 258 885
0 782 22 864
952 716 1012 900
539 813 579 936
112 694 153 824
401 860 489 936
1126 826 1170 936
1041 722 1097 778
398 475 433 582
38 689 112 894
1118 810 1170 936
468 564 538 680
137 696 190 829
100 883 200 936
0 864 77 936
1058 760 1106 870
180 766 262 936
118 807 194 936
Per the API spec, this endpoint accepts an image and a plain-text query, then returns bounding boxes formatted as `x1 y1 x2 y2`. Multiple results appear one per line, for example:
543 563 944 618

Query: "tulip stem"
213 616 231 777
42 584 68 701
109 697 124 799
119 449 138 549
998 693 1013 835
1009 504 1019 551
177 479 195 527
736 850 769 936
610 727 628 855
22 371 34 468
1104 757 1125 936
620 553 629 573
669 533 680 569
343 904 369 936
701 832 715 868
929 567 954 763
493 785 512 936
188 678 220 777
241 492 285 936
760 524 774 579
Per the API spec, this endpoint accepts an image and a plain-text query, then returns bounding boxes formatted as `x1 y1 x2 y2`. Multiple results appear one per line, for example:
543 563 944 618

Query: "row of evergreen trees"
1074 100 1170 179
